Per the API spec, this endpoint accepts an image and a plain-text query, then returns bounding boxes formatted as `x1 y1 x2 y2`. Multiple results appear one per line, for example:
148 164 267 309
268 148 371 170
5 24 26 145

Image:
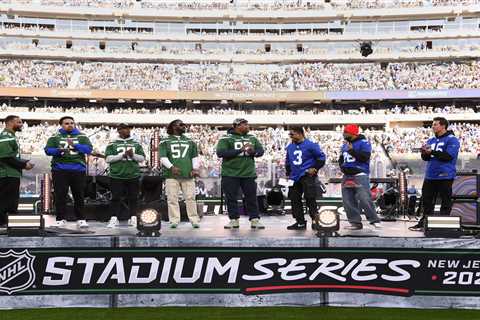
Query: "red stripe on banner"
245 284 410 295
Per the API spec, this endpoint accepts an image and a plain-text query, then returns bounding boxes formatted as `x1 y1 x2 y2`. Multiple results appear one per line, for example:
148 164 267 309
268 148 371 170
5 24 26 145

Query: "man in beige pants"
159 120 200 228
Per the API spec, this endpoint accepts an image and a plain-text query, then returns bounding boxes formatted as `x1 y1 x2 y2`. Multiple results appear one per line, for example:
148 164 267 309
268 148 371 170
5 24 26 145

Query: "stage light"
137 208 161 236
425 216 461 238
7 214 44 236
315 207 340 237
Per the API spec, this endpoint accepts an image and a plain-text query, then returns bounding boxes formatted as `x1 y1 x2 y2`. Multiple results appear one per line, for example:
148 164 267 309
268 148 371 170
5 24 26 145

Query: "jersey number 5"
171 144 189 159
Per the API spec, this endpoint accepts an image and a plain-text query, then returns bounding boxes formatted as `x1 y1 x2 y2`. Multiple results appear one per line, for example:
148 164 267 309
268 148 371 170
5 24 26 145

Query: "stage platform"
1 214 480 310
3 214 425 238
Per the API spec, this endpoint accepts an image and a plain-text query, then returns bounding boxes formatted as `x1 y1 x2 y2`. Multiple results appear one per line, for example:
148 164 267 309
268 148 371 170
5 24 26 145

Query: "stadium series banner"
1 247 480 296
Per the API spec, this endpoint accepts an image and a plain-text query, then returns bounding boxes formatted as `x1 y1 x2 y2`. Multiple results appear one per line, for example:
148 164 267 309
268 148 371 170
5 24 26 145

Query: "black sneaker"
408 223 424 231
287 222 307 230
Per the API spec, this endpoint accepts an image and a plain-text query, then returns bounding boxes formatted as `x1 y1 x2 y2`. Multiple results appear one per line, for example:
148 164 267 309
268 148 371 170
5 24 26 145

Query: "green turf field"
1 307 480 320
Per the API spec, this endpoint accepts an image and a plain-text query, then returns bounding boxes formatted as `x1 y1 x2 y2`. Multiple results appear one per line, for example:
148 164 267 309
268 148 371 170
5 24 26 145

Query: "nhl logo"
0 250 35 295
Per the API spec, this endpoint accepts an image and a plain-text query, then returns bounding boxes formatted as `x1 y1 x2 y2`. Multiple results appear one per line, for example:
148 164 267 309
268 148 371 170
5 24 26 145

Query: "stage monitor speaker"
451 171 479 225
141 176 163 202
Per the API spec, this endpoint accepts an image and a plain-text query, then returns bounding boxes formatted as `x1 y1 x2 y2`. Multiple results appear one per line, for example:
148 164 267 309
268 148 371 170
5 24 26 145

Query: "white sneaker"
107 216 119 228
224 219 239 229
77 220 89 228
370 222 382 230
53 219 67 227
128 216 137 227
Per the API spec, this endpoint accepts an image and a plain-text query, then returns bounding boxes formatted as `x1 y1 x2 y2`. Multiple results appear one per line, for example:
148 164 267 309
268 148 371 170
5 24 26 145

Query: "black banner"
1 247 480 296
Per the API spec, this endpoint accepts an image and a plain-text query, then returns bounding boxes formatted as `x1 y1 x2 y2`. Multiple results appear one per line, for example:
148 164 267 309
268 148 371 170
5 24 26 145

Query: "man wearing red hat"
338 124 381 230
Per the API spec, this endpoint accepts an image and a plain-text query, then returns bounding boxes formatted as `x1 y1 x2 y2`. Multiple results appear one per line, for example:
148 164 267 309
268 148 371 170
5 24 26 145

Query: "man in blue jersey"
339 124 381 230
285 127 326 230
409 117 460 231
45 116 93 228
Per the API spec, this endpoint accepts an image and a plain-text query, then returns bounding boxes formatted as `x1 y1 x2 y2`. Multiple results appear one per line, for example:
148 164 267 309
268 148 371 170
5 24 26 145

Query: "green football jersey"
45 130 92 168
158 134 198 179
0 129 22 178
105 137 145 180
216 131 263 178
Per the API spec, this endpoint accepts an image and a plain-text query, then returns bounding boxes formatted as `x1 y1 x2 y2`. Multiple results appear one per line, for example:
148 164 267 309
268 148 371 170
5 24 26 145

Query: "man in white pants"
159 120 200 228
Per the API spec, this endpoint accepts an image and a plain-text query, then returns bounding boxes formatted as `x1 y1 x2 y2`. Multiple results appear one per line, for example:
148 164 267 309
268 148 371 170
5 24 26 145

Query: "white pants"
165 178 199 224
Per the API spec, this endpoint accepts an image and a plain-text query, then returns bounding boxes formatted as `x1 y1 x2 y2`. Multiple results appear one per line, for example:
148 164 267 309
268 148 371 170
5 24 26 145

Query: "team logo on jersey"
0 250 35 295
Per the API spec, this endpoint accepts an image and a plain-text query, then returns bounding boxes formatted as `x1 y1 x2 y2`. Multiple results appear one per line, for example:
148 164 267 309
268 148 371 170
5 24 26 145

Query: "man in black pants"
409 117 460 231
45 116 92 228
216 118 265 229
285 127 326 230
105 123 145 228
0 115 34 226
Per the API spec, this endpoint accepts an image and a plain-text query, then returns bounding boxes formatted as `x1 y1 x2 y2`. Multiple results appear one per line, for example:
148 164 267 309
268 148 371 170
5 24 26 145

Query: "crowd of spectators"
1 0 478 10
1 103 477 116
2 60 480 91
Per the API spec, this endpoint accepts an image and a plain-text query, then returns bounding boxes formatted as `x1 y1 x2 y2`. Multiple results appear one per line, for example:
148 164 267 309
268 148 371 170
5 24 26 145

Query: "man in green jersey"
0 115 34 226
45 116 92 228
216 118 265 229
105 123 145 228
159 119 200 228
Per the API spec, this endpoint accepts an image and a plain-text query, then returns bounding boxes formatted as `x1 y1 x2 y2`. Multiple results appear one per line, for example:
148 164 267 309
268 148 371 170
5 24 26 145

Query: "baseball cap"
117 123 131 130
233 118 248 127
344 124 359 136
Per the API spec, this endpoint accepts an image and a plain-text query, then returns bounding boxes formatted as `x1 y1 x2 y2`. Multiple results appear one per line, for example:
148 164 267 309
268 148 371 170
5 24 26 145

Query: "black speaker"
265 44 271 52
426 41 432 50
141 176 163 202
99 41 106 50
66 201 110 221
66 40 72 49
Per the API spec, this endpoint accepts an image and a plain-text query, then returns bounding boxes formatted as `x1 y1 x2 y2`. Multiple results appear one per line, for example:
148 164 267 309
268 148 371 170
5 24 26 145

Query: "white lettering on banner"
309 259 346 282
42 257 73 286
242 258 287 281
160 257 173 283
77 258 105 284
129 258 159 284
97 258 126 284
204 257 240 284
382 260 421 281
278 258 316 281
173 257 204 283
351 259 388 281
39 256 422 288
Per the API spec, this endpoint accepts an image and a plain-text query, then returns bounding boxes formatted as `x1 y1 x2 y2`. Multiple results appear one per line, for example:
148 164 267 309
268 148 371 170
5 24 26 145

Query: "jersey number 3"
292 150 303 165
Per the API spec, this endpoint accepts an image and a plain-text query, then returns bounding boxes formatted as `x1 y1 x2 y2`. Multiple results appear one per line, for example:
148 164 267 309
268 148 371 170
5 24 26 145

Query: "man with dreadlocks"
159 119 201 229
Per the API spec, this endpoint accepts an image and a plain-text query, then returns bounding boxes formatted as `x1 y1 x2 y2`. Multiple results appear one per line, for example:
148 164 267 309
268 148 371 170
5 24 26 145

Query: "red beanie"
344 124 359 136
